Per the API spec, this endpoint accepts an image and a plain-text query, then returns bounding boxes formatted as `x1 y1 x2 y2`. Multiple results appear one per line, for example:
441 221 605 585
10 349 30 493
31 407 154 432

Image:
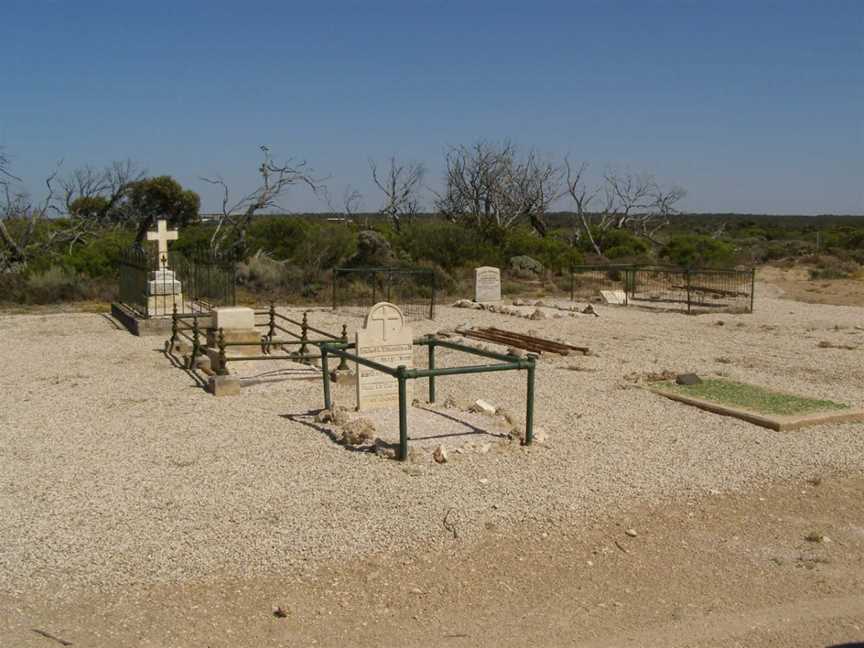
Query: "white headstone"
600 290 627 305
355 302 414 411
474 266 501 302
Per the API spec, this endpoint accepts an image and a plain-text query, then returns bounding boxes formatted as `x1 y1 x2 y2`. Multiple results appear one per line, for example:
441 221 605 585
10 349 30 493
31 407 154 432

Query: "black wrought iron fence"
117 245 236 318
332 266 436 320
570 264 755 313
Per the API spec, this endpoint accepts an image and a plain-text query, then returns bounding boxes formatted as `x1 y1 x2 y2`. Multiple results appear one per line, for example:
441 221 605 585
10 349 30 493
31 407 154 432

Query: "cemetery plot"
569 264 755 314
166 304 348 396
319 302 538 460
648 378 864 431
113 219 236 335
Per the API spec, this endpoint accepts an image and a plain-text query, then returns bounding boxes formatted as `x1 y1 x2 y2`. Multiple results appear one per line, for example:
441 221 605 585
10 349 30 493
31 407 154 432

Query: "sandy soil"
1 290 863 646
759 265 864 307
3 473 862 648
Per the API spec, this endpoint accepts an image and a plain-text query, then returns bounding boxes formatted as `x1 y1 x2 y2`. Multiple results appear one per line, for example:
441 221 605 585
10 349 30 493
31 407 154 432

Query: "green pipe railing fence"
319 335 537 461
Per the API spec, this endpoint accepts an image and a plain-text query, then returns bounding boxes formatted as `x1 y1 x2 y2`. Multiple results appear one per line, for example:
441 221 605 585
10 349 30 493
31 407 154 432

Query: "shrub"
591 229 650 260
661 235 735 268
24 267 87 303
502 227 582 273
394 221 500 270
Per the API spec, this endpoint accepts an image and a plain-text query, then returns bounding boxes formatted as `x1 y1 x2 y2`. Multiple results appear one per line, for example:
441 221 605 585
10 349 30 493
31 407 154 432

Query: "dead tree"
436 140 560 236
202 146 325 258
53 160 143 252
342 185 363 223
369 157 424 232
0 151 62 272
563 158 601 255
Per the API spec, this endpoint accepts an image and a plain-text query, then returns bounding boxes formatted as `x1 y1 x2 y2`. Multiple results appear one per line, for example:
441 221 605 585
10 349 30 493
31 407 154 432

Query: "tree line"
1 141 689 273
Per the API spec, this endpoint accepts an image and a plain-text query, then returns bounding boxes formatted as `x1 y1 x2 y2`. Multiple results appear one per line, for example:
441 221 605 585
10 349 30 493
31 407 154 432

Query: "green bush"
502 227 582 273
394 221 499 270
20 267 91 303
64 229 135 278
590 229 650 260
661 235 735 268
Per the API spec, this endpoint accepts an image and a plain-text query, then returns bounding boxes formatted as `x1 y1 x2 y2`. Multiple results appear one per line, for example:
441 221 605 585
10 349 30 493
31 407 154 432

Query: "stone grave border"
319 335 538 460
166 303 349 395
645 385 864 431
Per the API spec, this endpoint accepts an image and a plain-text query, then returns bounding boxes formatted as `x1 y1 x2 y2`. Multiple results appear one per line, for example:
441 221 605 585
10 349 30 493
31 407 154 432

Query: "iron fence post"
300 311 309 358
321 345 332 411
217 328 227 376
332 271 338 311
397 365 408 460
430 271 436 319
524 354 537 445
686 269 692 314
750 268 756 313
268 302 276 340
427 337 436 403
170 303 178 351
191 314 200 368
337 325 350 371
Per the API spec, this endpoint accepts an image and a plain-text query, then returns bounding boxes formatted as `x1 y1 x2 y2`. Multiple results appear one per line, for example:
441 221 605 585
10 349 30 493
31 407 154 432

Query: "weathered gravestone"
146 219 183 315
474 266 501 302
355 302 414 411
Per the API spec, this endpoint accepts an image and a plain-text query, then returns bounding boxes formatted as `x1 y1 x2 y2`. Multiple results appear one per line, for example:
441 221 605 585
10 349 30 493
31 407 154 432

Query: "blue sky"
1 0 862 214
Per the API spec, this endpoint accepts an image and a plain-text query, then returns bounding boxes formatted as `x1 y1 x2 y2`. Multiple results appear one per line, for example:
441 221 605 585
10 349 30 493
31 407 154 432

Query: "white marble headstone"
355 302 414 411
474 266 501 302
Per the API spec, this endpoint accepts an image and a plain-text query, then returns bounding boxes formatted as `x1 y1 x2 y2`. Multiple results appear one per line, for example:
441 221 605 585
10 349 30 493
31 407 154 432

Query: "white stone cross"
369 304 402 340
146 219 179 258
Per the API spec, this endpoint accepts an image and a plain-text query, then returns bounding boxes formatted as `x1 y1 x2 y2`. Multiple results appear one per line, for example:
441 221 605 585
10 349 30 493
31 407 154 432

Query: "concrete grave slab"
647 386 864 431
600 290 627 305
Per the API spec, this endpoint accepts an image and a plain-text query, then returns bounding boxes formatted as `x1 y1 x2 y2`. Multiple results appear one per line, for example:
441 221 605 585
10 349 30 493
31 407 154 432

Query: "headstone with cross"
355 302 414 411
144 218 183 316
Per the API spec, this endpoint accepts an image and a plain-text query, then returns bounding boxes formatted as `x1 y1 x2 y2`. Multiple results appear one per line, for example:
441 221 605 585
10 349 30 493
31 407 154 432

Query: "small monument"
355 302 414 411
207 306 262 362
145 219 183 316
474 266 501 302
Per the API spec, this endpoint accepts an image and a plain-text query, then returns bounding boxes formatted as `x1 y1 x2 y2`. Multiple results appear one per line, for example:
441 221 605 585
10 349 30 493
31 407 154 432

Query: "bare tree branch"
203 146 327 257
369 157 424 232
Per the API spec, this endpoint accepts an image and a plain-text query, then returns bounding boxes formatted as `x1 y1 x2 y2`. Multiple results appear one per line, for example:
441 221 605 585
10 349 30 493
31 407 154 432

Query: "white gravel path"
1 289 863 600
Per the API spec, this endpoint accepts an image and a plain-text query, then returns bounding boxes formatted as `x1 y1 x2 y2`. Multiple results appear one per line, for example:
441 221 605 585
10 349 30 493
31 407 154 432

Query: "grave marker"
145 219 183 315
474 266 501 302
600 289 627 305
356 302 414 411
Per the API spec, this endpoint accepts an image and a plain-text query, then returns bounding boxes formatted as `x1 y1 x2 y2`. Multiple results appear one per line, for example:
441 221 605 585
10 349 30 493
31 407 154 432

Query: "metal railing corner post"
397 365 408 460
524 353 537 446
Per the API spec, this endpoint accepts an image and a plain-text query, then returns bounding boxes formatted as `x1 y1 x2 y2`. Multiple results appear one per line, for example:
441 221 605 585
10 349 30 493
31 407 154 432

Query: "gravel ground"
1 286 863 601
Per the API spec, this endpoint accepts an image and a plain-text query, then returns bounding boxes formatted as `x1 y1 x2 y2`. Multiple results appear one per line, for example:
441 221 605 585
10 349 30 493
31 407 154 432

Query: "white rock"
471 399 497 416
433 445 448 464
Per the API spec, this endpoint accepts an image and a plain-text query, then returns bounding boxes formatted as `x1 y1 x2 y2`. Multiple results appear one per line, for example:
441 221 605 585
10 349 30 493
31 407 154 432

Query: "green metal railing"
319 336 537 460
